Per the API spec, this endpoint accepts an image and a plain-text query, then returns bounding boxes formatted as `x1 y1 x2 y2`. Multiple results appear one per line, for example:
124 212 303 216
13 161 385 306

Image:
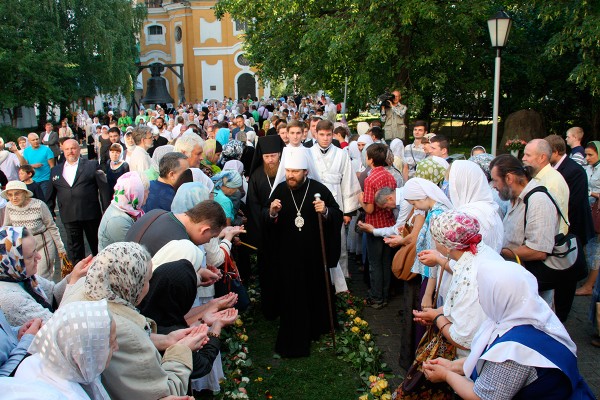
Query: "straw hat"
0 181 33 199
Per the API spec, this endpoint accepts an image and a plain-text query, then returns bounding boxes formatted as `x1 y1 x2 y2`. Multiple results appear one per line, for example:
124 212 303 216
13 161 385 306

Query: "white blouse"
442 243 503 358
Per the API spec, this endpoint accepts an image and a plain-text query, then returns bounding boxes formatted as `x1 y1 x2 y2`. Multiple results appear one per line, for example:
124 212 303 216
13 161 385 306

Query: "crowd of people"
0 92 597 399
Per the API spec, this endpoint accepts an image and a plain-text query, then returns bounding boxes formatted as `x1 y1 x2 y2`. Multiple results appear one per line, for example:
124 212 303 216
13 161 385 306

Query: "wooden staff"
238 241 257 251
314 193 336 349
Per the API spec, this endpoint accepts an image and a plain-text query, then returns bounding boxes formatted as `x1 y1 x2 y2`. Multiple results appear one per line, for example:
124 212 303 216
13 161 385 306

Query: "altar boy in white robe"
310 119 362 278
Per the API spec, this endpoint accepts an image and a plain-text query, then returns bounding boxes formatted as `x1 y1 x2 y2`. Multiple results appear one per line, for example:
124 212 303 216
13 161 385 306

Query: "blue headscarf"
171 182 211 213
211 170 243 190
216 128 231 147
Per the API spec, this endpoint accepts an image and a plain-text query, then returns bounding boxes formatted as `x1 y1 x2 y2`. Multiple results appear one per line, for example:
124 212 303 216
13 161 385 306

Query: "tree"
0 0 146 126
215 0 600 136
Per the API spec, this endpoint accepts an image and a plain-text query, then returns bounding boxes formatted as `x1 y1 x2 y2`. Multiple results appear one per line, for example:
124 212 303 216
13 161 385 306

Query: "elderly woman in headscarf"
211 170 243 225
220 139 245 168
403 178 453 316
412 211 504 359
61 242 210 399
200 139 222 178
11 299 116 400
97 172 149 251
469 153 509 219
140 255 237 393
0 226 89 326
422 260 594 399
448 160 504 253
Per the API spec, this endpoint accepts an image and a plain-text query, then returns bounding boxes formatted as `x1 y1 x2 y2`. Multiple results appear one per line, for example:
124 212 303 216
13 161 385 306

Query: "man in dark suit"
51 139 110 263
546 134 596 295
41 122 60 160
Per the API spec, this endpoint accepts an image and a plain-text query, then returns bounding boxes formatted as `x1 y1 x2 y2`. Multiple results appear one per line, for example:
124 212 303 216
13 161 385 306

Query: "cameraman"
381 90 407 141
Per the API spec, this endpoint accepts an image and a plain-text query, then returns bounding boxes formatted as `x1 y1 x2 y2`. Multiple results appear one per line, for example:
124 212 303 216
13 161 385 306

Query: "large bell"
141 63 175 104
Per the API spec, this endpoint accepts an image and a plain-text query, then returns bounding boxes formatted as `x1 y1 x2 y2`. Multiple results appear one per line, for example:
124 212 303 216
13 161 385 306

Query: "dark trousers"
63 218 101 264
524 250 586 322
366 234 393 303
38 180 55 216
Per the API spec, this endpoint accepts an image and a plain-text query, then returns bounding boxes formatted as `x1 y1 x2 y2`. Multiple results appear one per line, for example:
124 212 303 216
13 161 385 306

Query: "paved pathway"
346 255 600 396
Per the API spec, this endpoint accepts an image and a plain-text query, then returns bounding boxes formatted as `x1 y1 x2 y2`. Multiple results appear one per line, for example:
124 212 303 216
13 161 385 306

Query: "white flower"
241 377 250 383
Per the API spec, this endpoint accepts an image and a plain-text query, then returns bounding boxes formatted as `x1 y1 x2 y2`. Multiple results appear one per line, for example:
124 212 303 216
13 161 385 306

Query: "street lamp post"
487 10 512 156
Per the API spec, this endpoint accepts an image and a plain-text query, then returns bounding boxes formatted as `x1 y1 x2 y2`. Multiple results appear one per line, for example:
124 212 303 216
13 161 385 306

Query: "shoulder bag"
523 186 578 271
391 210 418 281
393 269 456 399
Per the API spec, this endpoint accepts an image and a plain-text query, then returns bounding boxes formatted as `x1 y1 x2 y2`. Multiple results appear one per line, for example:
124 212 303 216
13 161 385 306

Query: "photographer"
380 90 407 140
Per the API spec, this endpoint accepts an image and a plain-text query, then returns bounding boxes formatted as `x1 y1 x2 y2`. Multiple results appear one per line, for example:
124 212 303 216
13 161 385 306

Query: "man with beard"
490 154 580 321
245 135 285 319
266 147 342 357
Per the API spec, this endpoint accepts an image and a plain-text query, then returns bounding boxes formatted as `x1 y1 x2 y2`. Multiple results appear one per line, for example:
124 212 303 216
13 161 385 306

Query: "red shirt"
363 166 396 228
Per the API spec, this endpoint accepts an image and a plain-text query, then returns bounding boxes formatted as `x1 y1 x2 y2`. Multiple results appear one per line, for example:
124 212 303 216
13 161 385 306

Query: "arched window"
148 25 163 35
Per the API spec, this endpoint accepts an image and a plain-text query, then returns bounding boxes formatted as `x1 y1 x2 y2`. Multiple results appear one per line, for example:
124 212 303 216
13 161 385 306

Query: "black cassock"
246 168 280 319
264 178 342 357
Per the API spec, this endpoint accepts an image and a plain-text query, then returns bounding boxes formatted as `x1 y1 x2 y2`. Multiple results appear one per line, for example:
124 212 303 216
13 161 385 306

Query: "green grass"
245 311 363 400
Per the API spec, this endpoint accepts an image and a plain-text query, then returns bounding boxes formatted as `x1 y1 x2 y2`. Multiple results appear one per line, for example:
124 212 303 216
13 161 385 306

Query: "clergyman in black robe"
245 135 285 319
265 166 342 357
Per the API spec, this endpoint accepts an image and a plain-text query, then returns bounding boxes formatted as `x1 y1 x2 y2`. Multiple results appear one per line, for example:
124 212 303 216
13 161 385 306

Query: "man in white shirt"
51 139 109 262
170 116 185 142
310 119 361 278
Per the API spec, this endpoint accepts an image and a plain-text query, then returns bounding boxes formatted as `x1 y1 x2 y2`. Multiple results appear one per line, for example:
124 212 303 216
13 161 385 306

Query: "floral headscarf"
415 156 449 185
468 153 494 182
29 299 112 400
222 140 244 161
430 210 482 254
111 172 146 219
84 242 151 310
171 182 211 213
0 226 52 310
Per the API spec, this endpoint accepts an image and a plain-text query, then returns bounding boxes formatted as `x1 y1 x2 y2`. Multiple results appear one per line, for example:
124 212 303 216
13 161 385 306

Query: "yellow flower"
371 386 381 395
351 326 360 333
369 375 378 383
358 395 369 400
255 377 263 382
360 320 368 327
381 393 392 400
346 309 356 316
364 334 371 341
240 334 248 342
379 379 388 389
234 318 244 327
354 317 362 324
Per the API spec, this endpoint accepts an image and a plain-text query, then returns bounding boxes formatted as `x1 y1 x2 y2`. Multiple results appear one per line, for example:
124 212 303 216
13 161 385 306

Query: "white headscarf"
23 300 112 400
152 239 204 272
463 260 576 378
403 177 452 209
347 141 361 160
269 146 321 197
449 160 504 253
190 168 215 192
390 138 405 158
357 134 373 145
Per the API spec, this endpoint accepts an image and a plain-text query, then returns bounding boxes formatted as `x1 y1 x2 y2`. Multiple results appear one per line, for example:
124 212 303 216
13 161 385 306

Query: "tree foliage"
215 0 600 135
0 0 145 121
